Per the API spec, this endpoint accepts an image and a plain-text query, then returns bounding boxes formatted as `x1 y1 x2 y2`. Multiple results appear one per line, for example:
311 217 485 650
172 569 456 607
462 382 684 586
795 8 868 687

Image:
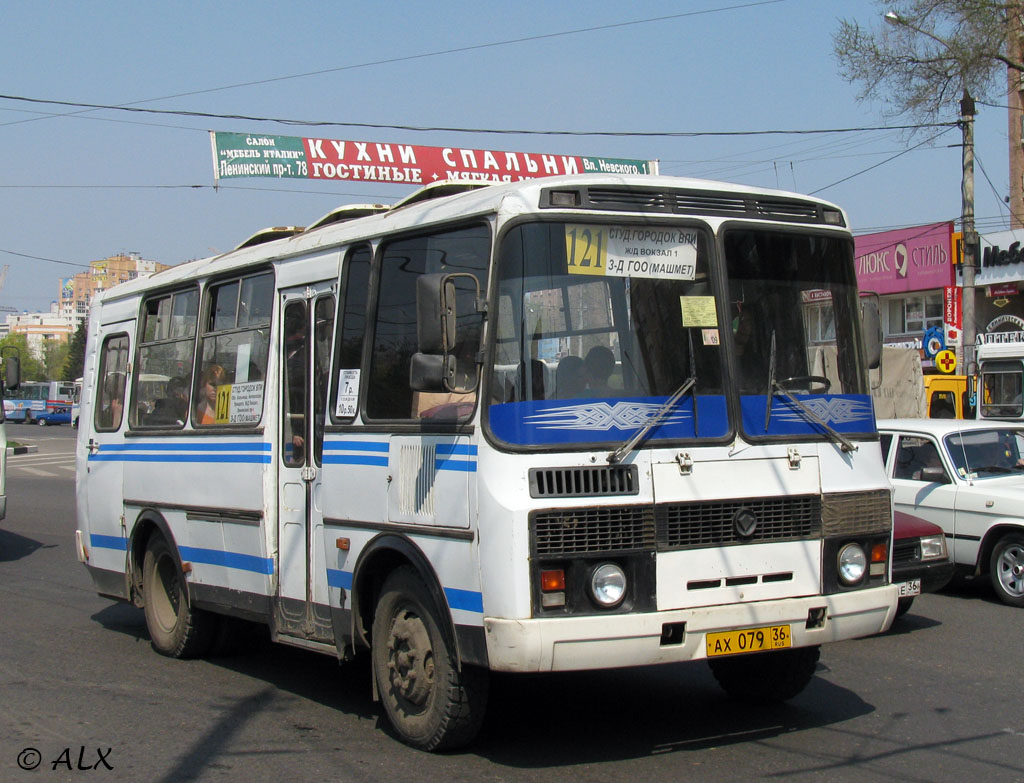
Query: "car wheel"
708 645 820 703
37 417 48 426
989 531 1024 608
142 535 218 657
371 566 488 751
895 597 914 617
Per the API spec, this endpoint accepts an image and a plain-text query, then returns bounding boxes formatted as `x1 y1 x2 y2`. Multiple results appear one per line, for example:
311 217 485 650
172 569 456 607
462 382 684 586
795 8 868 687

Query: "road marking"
15 466 57 477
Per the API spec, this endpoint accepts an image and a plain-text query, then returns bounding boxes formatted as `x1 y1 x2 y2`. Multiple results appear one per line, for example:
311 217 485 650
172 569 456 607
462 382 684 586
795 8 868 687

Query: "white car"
878 418 1024 608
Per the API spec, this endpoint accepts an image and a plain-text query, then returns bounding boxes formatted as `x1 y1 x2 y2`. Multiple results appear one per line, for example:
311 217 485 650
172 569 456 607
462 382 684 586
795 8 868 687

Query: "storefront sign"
987 283 1019 297
854 222 954 295
210 131 658 185
943 285 962 346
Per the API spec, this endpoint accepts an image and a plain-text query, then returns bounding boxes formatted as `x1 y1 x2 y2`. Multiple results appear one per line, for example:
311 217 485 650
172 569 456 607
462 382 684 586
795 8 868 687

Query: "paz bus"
75 175 898 750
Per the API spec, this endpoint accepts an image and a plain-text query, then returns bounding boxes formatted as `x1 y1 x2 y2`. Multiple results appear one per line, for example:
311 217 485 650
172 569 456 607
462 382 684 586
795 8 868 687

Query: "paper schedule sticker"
680 296 718 327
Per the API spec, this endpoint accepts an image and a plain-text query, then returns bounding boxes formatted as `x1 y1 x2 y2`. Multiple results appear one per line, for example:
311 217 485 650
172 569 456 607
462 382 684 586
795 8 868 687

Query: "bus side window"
331 246 371 422
95 334 130 431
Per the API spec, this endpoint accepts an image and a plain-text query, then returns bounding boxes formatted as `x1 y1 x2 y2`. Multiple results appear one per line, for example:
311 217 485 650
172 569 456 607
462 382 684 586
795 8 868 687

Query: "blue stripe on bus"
90 534 128 551
434 456 477 473
178 546 274 575
323 441 389 452
322 454 389 467
444 587 484 613
434 443 478 456
326 568 353 589
99 442 271 452
89 453 271 464
326 569 482 614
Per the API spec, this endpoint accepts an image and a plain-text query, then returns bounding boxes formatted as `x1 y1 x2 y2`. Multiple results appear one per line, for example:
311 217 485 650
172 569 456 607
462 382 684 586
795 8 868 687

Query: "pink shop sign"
854 222 954 295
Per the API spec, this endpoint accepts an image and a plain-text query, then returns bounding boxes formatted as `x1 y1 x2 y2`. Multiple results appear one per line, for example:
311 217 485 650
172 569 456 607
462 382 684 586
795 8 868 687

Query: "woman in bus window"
195 364 225 425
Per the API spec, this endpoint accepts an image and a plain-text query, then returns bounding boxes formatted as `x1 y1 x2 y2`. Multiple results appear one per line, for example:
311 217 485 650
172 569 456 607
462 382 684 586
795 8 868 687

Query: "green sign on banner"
212 133 309 179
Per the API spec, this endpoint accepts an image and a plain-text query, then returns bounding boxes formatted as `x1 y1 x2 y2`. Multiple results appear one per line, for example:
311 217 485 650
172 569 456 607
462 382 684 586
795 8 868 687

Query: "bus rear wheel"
142 535 217 658
708 645 820 703
371 567 487 751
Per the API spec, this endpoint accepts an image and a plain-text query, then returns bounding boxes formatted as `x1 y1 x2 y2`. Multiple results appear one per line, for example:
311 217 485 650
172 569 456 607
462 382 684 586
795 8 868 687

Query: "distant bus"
3 380 75 423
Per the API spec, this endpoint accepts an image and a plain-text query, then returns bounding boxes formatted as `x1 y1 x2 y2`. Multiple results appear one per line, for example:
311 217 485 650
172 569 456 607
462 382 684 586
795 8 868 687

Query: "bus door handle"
88 439 101 455
300 465 317 482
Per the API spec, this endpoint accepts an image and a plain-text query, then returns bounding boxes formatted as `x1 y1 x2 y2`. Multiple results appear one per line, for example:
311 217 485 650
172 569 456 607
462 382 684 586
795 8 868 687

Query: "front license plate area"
896 579 921 598
706 625 792 657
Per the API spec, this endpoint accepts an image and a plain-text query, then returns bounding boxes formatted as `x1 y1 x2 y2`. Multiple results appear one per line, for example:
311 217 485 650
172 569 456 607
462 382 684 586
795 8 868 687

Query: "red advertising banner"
211 132 658 185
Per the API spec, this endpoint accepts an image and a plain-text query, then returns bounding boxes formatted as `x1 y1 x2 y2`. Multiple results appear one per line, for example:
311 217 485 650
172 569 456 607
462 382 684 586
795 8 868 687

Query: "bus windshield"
487 221 870 449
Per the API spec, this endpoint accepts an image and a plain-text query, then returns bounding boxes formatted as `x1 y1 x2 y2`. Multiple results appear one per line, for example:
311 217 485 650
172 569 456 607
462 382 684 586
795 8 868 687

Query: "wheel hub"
386 608 435 706
997 545 1024 596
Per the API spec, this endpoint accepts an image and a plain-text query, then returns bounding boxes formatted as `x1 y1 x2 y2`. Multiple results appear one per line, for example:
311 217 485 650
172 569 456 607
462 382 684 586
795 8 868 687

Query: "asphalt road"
1 423 1022 782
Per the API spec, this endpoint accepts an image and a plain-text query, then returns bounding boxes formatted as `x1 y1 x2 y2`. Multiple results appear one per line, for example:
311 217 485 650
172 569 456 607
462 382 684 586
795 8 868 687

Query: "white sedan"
878 418 1024 608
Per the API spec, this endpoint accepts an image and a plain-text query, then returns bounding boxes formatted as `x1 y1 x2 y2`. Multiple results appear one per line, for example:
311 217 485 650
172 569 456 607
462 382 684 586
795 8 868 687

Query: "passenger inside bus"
195 364 225 425
584 345 615 396
555 355 586 398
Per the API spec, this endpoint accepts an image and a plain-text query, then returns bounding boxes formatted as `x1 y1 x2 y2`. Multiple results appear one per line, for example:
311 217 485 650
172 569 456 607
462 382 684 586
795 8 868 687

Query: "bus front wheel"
708 645 820 703
371 566 488 751
142 535 217 658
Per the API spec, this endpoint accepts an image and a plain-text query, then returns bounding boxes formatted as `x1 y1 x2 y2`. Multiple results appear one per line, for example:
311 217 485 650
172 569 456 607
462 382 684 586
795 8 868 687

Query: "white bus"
76 175 898 750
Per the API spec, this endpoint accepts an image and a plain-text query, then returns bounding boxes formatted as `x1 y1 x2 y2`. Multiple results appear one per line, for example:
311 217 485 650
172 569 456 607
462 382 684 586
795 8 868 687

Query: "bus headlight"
837 543 867 585
590 563 627 608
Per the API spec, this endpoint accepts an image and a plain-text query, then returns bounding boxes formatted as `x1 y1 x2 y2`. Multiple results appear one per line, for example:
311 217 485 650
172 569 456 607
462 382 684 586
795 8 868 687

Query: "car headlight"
590 563 627 608
919 534 947 560
837 543 867 585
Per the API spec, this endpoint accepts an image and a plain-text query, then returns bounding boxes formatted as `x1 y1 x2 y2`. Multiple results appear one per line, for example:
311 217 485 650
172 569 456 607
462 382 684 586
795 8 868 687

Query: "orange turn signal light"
540 569 566 592
870 542 888 563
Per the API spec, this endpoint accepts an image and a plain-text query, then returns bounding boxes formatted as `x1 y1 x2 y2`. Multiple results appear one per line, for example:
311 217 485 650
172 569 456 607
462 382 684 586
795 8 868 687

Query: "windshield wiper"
769 383 857 453
608 373 697 464
608 331 700 464
763 329 855 452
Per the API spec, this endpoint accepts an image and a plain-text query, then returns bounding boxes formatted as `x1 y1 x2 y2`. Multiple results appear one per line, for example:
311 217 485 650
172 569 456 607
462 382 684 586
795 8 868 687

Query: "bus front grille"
530 495 824 557
656 495 822 550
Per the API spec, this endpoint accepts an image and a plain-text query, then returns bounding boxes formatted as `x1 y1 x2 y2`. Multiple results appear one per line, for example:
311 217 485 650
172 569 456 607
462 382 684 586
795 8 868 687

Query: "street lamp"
884 10 978 370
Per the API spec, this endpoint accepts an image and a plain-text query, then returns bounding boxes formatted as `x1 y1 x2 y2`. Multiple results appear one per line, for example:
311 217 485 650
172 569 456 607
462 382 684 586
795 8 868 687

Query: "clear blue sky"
0 0 1013 312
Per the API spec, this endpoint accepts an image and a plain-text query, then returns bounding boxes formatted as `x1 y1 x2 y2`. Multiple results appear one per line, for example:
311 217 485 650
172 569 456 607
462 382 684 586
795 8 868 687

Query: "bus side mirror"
410 272 482 393
4 355 19 392
861 297 882 370
415 273 457 354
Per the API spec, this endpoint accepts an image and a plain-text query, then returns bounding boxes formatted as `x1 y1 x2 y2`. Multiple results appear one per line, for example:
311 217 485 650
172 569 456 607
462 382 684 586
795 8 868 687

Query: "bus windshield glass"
488 221 871 449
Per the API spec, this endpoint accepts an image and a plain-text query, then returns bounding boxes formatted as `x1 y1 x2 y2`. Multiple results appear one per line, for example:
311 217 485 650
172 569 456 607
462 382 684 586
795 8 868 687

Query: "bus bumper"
482 585 898 673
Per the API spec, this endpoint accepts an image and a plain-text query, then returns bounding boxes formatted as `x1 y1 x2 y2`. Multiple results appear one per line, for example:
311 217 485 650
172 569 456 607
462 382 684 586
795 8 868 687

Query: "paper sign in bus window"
680 296 718 327
336 369 360 417
565 225 697 281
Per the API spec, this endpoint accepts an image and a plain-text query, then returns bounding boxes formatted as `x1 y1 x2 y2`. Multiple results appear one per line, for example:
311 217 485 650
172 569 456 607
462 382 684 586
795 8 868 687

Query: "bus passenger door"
276 283 335 642
81 323 133 578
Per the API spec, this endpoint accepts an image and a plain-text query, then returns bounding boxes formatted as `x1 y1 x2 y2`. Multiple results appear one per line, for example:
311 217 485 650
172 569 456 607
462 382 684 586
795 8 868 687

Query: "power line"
0 93 958 138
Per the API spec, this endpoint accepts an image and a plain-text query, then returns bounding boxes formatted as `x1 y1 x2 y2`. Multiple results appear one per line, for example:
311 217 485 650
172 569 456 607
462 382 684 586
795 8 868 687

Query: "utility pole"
1009 4 1024 229
962 90 979 372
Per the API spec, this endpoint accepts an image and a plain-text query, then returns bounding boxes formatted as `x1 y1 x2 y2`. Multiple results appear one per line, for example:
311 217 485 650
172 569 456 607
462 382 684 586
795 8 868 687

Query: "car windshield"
944 428 1024 478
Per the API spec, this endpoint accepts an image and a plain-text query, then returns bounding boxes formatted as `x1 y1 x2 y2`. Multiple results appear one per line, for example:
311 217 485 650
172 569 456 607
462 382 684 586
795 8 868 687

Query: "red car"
892 510 955 617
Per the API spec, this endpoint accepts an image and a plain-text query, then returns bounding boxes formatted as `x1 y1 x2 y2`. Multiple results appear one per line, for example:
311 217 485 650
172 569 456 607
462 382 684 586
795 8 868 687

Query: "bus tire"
989 531 1024 607
142 535 217 658
371 566 488 751
708 645 820 703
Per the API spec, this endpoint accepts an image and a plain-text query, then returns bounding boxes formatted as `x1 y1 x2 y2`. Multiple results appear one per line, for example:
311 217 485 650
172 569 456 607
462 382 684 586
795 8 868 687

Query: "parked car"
878 418 1024 607
892 510 955 616
35 409 71 426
